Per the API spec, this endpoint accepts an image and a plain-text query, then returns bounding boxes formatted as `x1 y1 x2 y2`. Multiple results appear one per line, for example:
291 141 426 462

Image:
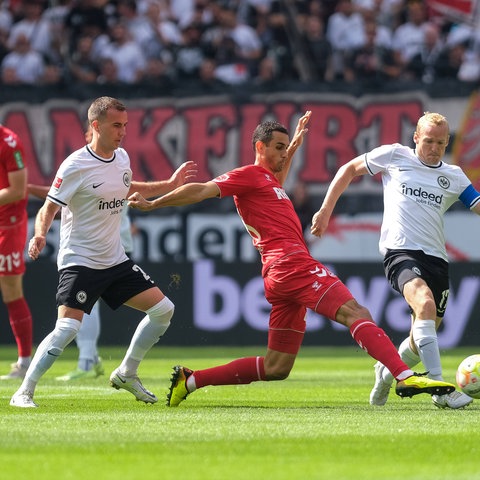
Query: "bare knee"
336 299 373 327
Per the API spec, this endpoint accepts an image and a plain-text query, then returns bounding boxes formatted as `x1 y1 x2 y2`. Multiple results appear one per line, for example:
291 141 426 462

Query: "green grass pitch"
0 345 479 480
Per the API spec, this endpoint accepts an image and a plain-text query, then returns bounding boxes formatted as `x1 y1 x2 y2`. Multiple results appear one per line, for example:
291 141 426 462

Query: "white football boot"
370 361 394 406
432 391 473 409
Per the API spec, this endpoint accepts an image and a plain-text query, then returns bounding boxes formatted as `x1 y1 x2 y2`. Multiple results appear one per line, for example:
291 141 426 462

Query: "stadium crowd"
0 0 479 91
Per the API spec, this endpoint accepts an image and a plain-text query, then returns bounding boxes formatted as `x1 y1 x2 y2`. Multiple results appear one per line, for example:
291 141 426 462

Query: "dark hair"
87 96 126 124
251 120 288 151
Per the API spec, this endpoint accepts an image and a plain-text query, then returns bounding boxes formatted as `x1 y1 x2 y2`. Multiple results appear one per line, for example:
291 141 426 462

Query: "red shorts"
0 218 27 276
263 252 353 354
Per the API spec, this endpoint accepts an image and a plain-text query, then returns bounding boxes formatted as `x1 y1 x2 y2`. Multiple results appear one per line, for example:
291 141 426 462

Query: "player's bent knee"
146 296 175 327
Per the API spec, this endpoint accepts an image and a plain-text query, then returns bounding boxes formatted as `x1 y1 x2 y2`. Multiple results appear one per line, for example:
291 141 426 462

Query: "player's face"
414 122 449 165
95 108 128 153
262 131 289 173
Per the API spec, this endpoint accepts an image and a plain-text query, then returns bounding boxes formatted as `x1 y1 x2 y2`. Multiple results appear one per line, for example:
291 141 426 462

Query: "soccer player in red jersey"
0 124 33 380
128 111 455 407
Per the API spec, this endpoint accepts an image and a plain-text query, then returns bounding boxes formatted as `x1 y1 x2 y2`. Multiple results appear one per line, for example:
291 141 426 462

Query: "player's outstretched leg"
395 373 455 398
166 365 193 407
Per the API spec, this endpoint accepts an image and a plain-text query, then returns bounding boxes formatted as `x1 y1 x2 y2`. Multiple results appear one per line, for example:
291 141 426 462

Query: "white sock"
20 318 81 393
119 297 174 376
17 356 31 368
76 302 100 371
412 319 443 380
186 374 197 392
382 337 421 383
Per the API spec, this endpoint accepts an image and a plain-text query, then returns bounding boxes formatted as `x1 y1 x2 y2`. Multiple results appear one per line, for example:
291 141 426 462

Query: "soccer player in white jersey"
311 111 480 409
10 96 197 408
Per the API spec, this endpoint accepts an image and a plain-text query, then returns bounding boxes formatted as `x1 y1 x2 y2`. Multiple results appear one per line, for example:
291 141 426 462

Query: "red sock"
193 356 266 388
6 298 32 357
350 319 409 380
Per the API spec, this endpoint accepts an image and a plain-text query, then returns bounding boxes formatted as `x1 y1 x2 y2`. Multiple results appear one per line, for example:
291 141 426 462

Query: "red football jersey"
0 126 27 226
213 165 309 275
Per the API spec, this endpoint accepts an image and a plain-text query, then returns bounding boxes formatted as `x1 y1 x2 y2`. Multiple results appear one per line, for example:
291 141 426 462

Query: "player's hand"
28 236 46 260
128 192 154 211
310 209 329 237
170 161 198 189
288 111 312 154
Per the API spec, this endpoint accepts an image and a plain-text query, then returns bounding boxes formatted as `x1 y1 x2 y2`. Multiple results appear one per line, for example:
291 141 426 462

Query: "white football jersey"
364 143 477 261
47 145 131 270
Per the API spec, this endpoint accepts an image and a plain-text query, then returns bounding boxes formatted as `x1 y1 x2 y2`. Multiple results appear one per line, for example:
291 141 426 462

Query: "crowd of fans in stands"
0 0 479 90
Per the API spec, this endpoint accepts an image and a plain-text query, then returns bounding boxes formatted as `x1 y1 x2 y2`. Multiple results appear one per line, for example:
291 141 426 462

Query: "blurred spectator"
391 0 429 69
404 22 443 83
376 0 405 30
210 36 250 85
1 33 45 84
253 54 277 87
203 6 263 77
433 41 466 80
361 7 393 49
168 0 196 30
174 23 205 80
457 50 480 83
142 57 173 89
63 0 109 56
8 0 53 61
0 4 13 34
299 15 333 82
344 19 401 83
42 0 73 60
0 26 9 65
326 0 366 80
67 34 100 83
96 56 118 84
181 56 229 92
101 21 147 84
139 0 181 60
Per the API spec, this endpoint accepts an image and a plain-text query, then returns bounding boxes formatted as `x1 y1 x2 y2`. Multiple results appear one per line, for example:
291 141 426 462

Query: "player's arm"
128 181 220 212
0 169 27 206
311 156 368 237
276 111 311 186
27 184 50 199
129 161 198 199
28 199 61 260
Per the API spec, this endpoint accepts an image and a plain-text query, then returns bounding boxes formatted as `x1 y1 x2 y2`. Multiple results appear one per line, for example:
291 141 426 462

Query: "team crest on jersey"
76 290 87 304
123 172 131 187
215 173 230 182
4 134 17 148
437 176 450 189
53 176 63 189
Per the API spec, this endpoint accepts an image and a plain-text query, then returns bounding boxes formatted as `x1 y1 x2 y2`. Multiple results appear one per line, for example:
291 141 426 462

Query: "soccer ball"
456 354 480 399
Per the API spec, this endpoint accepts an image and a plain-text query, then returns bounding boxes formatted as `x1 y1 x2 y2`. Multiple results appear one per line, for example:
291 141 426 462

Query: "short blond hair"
416 111 449 135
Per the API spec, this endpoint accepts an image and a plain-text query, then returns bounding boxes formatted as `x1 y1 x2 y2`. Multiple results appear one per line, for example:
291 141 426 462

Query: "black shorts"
56 259 156 314
383 249 449 317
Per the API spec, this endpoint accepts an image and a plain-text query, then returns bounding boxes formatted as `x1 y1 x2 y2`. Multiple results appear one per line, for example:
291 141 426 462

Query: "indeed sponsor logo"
401 184 443 205
98 197 126 210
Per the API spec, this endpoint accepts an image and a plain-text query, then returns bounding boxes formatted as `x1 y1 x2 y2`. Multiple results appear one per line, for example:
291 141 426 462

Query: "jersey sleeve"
364 144 400 176
212 166 256 198
47 159 83 207
0 132 25 172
